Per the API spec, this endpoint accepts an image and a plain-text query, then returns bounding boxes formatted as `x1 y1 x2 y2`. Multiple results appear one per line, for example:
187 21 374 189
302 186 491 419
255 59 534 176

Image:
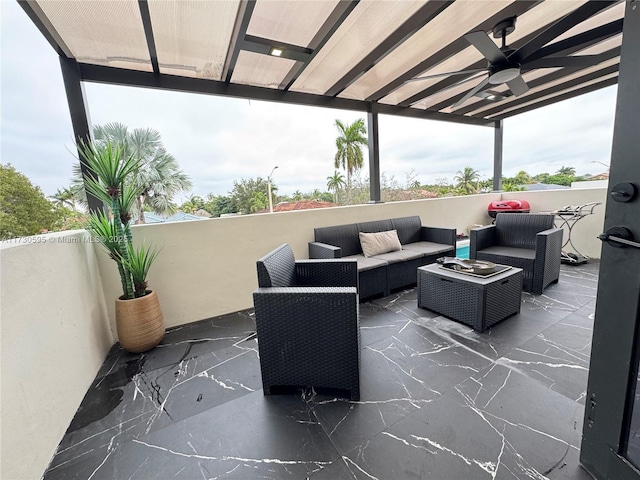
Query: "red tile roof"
256 200 338 213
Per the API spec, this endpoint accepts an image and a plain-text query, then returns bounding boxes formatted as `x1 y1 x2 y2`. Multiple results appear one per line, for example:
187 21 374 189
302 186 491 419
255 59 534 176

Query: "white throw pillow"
359 230 402 257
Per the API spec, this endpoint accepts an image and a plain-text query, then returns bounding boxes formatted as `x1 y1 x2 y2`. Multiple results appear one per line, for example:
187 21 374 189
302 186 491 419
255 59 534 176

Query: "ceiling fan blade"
452 76 491 108
407 68 487 82
513 1 618 63
506 75 529 96
523 55 607 69
465 31 507 64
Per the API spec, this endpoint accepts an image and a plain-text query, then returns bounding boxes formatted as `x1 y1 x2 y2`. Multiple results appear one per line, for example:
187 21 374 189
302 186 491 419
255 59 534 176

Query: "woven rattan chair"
470 213 563 294
253 244 360 400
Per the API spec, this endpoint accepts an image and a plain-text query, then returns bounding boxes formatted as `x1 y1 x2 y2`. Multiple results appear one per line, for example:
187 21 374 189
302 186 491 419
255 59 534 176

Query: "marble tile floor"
43 262 600 480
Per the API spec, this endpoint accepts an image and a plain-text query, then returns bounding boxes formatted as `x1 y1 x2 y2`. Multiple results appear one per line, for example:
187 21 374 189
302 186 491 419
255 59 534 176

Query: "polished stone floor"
43 262 599 480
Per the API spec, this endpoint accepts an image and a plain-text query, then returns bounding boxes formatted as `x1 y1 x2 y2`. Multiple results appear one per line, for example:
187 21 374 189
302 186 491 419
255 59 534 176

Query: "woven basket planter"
115 290 164 353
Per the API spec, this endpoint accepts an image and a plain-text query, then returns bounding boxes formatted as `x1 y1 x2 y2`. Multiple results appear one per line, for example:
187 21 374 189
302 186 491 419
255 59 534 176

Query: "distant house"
255 200 338 214
193 209 212 218
588 171 609 181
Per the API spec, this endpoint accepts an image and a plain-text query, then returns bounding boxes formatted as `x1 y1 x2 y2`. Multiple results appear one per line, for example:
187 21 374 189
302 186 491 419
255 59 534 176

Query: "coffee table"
417 263 523 332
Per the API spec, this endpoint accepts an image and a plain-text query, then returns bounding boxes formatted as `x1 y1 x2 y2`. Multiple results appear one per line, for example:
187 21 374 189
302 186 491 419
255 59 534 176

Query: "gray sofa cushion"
402 241 454 257
374 249 423 264
345 254 389 272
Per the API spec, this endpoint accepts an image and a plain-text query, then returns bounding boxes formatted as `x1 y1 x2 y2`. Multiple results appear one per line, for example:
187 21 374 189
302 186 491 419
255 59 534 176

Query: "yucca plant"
79 140 159 299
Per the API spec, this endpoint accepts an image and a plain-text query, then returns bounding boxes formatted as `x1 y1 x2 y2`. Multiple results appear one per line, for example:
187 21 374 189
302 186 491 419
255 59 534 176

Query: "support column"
59 56 102 212
493 120 503 192
367 102 382 203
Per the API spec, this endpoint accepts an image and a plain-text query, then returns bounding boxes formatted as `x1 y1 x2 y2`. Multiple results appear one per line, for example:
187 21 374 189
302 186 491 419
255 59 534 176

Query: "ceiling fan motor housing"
488 65 521 84
492 17 517 39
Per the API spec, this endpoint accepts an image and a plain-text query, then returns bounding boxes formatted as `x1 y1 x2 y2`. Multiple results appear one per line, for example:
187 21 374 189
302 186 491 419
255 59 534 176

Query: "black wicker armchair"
470 213 563 295
253 244 360 400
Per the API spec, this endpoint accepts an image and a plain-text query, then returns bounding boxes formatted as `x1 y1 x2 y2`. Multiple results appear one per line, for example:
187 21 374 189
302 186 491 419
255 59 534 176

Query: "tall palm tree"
326 170 346 203
453 167 480 195
334 118 367 186
556 165 576 176
89 122 192 223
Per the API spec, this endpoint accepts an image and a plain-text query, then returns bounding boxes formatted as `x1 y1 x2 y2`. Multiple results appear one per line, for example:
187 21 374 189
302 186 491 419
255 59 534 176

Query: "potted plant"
79 140 164 353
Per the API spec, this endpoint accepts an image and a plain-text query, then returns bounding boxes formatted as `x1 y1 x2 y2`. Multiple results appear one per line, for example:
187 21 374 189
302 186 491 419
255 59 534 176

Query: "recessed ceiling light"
269 47 284 57
486 95 496 100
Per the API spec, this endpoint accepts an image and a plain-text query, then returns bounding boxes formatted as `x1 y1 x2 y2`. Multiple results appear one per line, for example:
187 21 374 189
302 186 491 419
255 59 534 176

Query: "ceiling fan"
409 16 608 108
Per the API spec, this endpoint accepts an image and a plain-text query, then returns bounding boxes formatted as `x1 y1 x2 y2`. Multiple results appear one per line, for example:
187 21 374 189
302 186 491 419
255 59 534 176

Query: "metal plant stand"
552 202 602 265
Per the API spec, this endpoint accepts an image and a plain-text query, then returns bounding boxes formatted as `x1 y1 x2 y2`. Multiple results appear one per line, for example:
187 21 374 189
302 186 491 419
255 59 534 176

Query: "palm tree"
514 170 532 185
334 118 367 186
50 187 78 210
556 165 576 176
326 170 346 203
90 122 192 223
453 167 480 195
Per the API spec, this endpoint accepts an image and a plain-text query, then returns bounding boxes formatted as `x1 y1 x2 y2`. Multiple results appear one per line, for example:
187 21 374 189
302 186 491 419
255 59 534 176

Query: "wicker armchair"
470 213 563 294
253 244 360 400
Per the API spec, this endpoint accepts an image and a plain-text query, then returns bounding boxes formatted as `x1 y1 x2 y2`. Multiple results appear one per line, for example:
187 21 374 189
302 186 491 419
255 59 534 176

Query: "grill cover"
487 200 531 218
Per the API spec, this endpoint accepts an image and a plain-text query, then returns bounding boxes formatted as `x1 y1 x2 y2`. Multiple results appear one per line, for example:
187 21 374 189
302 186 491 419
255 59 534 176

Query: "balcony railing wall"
1 230 112 480
0 188 606 479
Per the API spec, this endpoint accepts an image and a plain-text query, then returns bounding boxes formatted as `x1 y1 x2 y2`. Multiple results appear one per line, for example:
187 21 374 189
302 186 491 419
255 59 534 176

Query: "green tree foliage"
206 195 236 217
502 183 526 192
453 167 480 195
52 208 87 231
556 165 576 176
180 195 205 214
533 171 583 187
334 118 368 186
229 177 277 214
514 170 532 184
77 122 193 223
0 164 60 239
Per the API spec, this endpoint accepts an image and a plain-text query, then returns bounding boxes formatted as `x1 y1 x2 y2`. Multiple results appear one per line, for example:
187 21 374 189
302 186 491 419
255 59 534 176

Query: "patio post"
493 120 503 192
59 56 102 212
367 102 382 203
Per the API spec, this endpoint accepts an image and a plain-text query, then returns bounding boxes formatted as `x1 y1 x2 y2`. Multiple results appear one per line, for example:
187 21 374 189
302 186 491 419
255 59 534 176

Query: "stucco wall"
0 231 112 480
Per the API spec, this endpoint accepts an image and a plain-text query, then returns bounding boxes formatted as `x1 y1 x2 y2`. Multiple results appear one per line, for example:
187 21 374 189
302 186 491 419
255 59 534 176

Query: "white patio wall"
0 188 606 479
1 231 112 480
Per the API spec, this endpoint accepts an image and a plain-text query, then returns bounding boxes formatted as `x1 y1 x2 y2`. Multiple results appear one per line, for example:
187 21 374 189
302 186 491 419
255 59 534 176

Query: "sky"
1 1 618 202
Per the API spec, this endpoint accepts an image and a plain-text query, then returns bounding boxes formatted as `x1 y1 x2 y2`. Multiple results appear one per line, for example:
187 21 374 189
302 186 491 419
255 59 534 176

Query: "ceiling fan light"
489 67 520 84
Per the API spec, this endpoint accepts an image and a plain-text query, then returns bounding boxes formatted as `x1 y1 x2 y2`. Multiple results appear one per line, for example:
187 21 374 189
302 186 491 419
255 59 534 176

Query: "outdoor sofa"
309 216 456 300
